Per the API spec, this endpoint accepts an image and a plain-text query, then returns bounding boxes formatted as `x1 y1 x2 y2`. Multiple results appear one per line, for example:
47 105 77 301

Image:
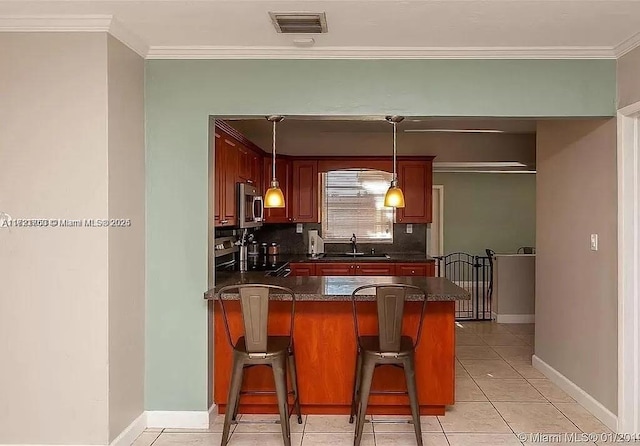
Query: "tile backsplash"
253 223 427 255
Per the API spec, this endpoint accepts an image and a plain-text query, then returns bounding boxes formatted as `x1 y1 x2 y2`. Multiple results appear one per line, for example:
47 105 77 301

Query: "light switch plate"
590 234 598 251
406 224 413 234
296 223 303 234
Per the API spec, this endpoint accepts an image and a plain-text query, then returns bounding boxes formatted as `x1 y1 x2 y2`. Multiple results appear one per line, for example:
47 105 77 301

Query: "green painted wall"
145 59 615 410
433 173 536 256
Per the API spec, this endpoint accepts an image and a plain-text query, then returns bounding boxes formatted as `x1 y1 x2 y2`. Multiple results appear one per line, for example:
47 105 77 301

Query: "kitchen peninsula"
206 274 470 416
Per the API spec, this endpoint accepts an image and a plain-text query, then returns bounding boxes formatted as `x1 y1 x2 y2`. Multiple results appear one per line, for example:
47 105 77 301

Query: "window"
321 169 394 243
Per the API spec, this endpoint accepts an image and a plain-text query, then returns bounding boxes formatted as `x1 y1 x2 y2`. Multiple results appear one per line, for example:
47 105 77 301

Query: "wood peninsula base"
213 300 456 416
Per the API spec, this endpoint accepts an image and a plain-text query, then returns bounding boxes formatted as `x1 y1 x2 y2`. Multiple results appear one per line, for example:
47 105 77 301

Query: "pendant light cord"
393 121 397 180
272 119 276 181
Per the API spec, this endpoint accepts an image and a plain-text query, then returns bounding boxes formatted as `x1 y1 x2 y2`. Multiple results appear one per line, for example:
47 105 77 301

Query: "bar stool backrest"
351 284 427 353
376 286 406 352
217 284 296 354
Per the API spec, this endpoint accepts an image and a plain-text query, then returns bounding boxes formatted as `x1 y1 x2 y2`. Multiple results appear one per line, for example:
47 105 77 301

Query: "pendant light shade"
384 181 405 208
265 180 286 208
384 116 405 208
264 115 285 208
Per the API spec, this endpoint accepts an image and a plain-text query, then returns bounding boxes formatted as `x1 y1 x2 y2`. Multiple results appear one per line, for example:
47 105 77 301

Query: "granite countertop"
206 273 470 302
280 253 436 264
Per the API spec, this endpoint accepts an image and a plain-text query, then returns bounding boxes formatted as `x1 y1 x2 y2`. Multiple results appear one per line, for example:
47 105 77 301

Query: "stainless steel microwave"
238 183 264 228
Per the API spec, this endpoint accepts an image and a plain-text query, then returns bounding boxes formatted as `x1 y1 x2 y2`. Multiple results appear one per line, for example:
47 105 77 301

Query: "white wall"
107 35 146 442
0 32 145 444
536 119 618 414
618 46 640 109
0 33 110 444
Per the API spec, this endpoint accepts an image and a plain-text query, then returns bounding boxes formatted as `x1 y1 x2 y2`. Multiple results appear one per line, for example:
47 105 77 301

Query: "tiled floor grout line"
435 415 452 446
148 429 163 446
548 399 590 434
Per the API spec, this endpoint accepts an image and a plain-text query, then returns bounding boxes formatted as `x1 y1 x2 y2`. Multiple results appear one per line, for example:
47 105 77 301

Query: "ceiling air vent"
269 12 328 34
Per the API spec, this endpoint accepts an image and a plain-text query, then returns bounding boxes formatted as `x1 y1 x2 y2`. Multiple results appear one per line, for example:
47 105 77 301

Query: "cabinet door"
355 263 396 276
315 263 355 276
396 263 435 277
214 133 223 226
396 160 433 224
292 160 318 223
263 157 292 223
237 144 252 183
289 263 316 276
250 150 263 191
221 138 238 226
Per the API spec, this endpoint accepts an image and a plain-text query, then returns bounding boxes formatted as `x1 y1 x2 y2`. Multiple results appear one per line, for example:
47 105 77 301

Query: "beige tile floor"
133 321 613 446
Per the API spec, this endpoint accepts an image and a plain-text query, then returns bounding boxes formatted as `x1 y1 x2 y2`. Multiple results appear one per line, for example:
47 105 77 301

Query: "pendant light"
264 115 286 208
384 115 406 208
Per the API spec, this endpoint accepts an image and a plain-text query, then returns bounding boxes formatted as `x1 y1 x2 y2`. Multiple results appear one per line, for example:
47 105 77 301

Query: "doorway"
617 101 640 434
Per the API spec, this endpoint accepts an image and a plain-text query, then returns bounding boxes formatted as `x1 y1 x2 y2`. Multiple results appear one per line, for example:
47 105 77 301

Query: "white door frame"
617 100 640 434
431 185 444 257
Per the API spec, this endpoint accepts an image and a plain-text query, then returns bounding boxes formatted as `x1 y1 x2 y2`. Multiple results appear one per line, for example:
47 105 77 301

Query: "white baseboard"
146 410 210 429
110 412 146 446
0 408 212 446
496 313 535 323
532 355 618 432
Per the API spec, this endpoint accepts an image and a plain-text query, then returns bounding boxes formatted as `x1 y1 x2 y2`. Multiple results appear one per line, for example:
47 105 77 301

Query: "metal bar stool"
217 284 302 446
348 284 428 446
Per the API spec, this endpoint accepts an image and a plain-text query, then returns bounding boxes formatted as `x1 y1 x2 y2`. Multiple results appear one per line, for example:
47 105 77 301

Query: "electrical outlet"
590 234 598 251
406 224 413 234
296 223 303 234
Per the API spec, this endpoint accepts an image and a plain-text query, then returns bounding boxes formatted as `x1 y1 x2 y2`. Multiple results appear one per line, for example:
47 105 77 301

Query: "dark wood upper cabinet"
291 160 319 223
213 133 239 227
237 144 252 183
237 144 262 188
396 159 433 224
263 157 292 223
221 137 238 226
214 134 222 226
250 151 263 192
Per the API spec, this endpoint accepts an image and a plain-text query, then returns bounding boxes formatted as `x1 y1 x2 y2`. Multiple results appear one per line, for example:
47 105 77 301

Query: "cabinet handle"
356 265 360 269
399 218 403 222
247 179 253 184
221 220 228 224
411 270 415 274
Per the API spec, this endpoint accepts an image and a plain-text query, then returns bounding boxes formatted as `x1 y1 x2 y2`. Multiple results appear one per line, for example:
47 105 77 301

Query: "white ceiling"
1 0 640 58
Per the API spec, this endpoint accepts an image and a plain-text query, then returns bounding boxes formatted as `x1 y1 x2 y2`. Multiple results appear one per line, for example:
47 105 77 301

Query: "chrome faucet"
350 233 357 254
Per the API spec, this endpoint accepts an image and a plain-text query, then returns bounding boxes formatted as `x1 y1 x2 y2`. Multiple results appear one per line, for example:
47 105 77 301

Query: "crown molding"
0 14 631 60
0 14 148 57
614 31 640 58
146 45 617 60
108 17 149 57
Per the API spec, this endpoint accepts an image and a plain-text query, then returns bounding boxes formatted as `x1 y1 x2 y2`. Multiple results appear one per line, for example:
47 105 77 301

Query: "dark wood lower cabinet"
396 263 436 277
356 263 396 276
289 263 315 276
314 263 354 276
289 261 435 277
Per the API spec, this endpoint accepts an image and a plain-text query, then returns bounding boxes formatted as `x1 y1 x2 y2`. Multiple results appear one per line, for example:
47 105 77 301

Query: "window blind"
321 169 394 243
